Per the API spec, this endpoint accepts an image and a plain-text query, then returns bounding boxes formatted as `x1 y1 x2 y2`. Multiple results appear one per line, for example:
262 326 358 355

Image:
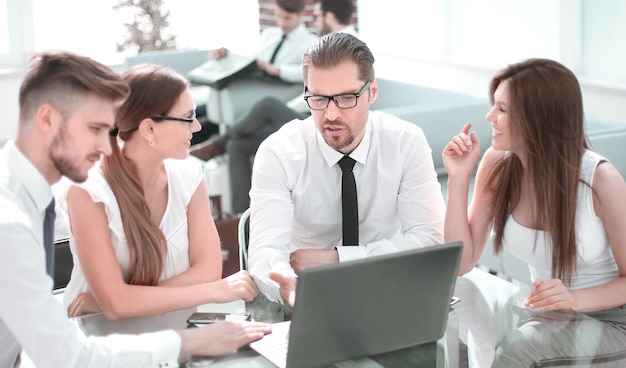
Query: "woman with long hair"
443 58 626 364
60 64 257 319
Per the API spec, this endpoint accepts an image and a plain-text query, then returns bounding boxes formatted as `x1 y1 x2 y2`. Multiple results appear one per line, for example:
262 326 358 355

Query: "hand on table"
524 279 575 312
179 321 272 357
256 59 280 77
67 291 102 317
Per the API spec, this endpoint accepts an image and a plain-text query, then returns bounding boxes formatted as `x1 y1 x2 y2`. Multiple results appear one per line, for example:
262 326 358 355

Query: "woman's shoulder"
480 147 506 167
165 157 203 176
164 158 204 195
74 163 114 202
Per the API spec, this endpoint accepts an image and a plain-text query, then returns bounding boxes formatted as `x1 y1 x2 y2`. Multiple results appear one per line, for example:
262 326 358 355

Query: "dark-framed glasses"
303 80 371 110
151 111 196 123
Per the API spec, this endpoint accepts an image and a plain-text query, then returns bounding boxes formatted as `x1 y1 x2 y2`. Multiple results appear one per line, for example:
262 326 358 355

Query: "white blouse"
504 150 619 289
58 158 204 309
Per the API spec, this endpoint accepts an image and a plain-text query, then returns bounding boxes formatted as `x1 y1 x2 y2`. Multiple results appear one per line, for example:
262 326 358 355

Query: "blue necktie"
338 156 359 246
43 199 56 278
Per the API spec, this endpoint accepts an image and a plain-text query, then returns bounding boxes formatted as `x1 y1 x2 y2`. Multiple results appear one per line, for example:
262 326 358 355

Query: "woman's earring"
148 138 155 147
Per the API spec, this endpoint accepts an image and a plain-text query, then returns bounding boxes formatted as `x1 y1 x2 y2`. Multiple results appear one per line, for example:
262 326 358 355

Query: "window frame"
0 0 34 69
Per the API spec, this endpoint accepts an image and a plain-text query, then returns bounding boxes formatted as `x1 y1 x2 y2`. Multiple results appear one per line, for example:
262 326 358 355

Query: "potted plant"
114 0 177 53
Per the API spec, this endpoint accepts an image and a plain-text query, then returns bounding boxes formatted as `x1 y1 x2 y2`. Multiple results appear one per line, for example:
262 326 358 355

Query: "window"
359 0 626 87
0 0 34 69
582 0 626 84
1 0 259 69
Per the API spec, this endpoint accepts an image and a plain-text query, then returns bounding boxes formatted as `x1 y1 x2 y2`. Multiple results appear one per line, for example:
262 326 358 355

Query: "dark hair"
302 32 374 83
319 0 354 25
486 58 588 284
275 0 305 13
19 50 129 123
100 64 189 286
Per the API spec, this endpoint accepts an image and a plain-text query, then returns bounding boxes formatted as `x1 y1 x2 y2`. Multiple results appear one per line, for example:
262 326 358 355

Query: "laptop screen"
251 241 463 368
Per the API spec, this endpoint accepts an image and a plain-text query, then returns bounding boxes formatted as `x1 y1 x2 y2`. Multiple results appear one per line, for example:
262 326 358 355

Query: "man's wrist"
336 245 366 262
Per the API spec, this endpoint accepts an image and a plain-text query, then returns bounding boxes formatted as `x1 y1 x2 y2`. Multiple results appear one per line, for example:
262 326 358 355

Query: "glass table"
74 268 626 367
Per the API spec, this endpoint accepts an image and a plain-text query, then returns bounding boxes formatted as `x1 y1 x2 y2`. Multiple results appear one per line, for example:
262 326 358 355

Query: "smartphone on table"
450 296 461 308
187 312 252 325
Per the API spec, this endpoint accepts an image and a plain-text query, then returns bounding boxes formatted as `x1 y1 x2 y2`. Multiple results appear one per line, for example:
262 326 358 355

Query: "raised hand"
269 271 297 307
442 122 481 179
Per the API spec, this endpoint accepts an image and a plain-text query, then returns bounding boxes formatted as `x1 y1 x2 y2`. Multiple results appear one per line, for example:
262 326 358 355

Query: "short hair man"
248 33 445 304
0 50 269 367
313 0 357 36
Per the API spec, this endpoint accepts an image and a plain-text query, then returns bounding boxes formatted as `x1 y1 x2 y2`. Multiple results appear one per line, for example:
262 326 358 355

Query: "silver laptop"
250 241 463 368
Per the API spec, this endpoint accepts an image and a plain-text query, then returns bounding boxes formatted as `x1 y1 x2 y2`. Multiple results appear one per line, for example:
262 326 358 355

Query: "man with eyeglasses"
247 33 445 305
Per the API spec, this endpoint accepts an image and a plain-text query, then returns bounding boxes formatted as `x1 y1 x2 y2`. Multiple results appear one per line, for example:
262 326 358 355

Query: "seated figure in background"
191 0 317 150
191 0 358 214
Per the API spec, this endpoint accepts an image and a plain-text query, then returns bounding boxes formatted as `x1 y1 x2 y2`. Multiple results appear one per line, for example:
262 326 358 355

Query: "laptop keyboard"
264 337 288 366
250 321 291 368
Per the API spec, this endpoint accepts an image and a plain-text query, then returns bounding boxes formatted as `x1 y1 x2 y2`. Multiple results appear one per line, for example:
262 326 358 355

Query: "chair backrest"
53 237 73 291
124 49 211 75
238 208 251 271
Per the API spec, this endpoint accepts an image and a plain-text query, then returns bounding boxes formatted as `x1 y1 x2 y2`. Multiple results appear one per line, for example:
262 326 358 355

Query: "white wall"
2 0 626 142
358 0 626 125
0 72 22 139
0 0 259 141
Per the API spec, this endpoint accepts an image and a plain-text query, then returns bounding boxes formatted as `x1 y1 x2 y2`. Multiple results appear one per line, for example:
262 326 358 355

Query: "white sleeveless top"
59 158 204 308
503 150 619 289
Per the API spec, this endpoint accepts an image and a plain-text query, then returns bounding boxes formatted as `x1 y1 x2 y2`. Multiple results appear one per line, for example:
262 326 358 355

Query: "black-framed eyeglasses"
303 80 371 110
151 111 196 124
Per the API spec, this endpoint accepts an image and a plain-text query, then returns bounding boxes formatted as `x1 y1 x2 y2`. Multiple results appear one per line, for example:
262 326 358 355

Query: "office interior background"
1 0 625 141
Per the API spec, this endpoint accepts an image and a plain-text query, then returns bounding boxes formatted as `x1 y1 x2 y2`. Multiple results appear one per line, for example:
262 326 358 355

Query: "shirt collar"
317 112 372 167
5 140 53 213
337 24 359 37
287 23 308 37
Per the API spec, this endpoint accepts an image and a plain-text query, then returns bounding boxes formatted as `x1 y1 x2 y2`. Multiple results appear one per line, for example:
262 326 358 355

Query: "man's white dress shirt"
248 111 445 302
257 23 318 83
0 141 180 367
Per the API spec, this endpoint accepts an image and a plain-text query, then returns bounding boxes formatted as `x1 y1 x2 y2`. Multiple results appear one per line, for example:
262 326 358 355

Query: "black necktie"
269 34 286 64
338 156 358 246
43 199 56 278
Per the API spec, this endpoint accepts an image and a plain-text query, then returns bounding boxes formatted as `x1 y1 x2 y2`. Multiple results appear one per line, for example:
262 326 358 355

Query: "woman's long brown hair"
101 64 189 285
486 58 588 285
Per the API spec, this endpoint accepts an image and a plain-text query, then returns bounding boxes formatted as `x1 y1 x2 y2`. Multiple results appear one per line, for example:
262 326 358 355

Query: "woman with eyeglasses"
58 64 258 319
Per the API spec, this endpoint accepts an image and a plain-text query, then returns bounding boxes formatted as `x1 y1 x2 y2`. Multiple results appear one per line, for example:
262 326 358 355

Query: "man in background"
191 0 317 146
191 0 358 214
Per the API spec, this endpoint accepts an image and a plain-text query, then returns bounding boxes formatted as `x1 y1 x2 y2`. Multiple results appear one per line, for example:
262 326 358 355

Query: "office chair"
53 237 73 292
237 208 251 271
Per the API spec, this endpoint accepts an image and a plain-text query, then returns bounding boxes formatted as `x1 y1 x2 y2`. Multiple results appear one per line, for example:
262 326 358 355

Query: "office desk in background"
66 268 623 367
